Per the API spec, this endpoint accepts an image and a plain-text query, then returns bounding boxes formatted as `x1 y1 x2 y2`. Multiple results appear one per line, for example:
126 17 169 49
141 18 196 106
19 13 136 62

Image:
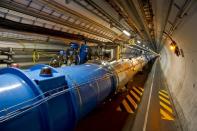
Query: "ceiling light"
137 40 141 44
123 30 131 37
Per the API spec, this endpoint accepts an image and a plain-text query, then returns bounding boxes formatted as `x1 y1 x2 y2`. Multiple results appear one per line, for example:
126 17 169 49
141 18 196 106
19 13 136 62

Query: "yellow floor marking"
159 95 171 105
137 87 144 92
159 91 169 99
122 99 134 113
116 106 122 111
160 108 174 120
133 87 143 96
160 101 173 114
130 90 140 102
126 95 138 109
161 90 168 94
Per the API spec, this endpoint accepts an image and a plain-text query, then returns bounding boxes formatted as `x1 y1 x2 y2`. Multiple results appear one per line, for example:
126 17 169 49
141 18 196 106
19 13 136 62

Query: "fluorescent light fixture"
123 30 131 36
137 40 141 44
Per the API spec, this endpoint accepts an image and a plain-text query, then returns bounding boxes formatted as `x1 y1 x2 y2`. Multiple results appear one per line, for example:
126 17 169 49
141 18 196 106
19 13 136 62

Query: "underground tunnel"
0 0 196 131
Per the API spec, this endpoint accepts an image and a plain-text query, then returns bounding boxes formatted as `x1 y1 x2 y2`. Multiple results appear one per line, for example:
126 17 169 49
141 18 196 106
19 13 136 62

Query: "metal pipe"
131 0 153 42
117 0 148 39
121 43 159 56
0 17 110 44
0 55 154 131
13 55 54 59
0 0 113 40
0 55 8 60
169 0 193 35
106 0 142 37
74 0 125 32
37 0 117 36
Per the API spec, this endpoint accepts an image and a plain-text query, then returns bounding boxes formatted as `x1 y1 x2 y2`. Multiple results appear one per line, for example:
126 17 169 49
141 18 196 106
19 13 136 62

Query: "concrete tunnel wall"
160 9 197 131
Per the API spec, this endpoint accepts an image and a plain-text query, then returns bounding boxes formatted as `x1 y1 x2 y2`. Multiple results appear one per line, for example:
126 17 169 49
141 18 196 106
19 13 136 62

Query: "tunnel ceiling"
0 0 193 50
0 0 157 47
152 0 196 52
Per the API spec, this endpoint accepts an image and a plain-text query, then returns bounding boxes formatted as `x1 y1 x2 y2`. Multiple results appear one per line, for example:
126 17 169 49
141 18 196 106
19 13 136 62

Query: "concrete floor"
130 59 182 131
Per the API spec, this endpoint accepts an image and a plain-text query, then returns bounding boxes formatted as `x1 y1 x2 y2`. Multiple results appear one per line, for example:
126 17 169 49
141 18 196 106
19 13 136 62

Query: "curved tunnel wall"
160 8 197 131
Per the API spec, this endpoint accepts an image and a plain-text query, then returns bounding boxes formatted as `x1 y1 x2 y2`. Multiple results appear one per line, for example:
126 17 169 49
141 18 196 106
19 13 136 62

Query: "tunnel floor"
75 59 182 131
